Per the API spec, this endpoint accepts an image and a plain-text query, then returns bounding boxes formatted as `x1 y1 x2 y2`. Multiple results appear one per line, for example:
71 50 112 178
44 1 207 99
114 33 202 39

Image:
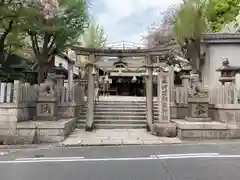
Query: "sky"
90 0 181 45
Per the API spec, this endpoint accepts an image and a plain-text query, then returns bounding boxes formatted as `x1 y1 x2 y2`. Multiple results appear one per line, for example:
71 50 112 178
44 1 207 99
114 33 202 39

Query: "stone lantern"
180 65 192 88
216 58 240 85
52 63 66 87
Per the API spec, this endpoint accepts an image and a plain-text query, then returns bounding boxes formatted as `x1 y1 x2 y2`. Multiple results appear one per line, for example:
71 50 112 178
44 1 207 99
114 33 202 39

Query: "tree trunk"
37 54 51 84
185 39 201 75
37 62 48 84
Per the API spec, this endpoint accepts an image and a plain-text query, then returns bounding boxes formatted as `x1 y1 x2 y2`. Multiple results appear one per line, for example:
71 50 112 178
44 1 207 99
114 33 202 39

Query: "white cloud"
92 0 181 45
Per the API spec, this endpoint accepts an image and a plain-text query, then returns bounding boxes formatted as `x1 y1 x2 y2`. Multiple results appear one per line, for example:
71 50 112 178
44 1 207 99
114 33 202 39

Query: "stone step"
94 119 146 124
93 106 158 109
95 123 147 129
93 108 158 112
94 111 158 115
78 114 159 118
94 106 158 109
76 124 85 129
96 100 158 103
95 102 158 105
94 105 159 108
78 115 158 121
81 115 146 120
76 120 152 129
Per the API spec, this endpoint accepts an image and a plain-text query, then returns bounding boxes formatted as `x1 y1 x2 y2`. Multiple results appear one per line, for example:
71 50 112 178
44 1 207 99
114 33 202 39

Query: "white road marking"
0 152 8 156
16 157 84 161
0 153 240 164
150 153 220 158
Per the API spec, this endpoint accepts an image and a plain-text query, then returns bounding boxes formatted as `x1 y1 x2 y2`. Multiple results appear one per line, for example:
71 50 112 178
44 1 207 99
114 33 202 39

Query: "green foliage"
80 18 107 48
206 0 240 32
26 0 89 60
172 0 209 45
171 0 240 73
0 1 34 82
0 0 30 58
172 0 240 44
22 0 89 83
171 0 211 73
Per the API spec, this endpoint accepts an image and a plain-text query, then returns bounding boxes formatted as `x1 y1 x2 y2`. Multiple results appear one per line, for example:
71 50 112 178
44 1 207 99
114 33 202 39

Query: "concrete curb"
0 142 182 149
3 140 240 149
0 143 59 150
61 142 183 147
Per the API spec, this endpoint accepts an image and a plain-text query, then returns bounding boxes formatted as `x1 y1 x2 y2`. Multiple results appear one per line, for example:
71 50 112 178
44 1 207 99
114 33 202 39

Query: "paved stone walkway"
63 129 182 146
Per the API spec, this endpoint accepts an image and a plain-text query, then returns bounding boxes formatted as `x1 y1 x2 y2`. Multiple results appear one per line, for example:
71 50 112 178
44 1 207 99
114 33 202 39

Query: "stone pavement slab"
122 139 144 145
142 139 163 145
81 139 102 146
62 129 182 146
101 139 122 145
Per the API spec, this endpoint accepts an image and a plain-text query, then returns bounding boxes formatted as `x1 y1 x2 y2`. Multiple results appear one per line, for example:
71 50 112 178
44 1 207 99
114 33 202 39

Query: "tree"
0 1 36 82
80 18 107 48
77 18 106 66
206 0 240 32
144 6 176 48
26 0 89 83
221 11 240 32
172 0 210 74
0 0 30 62
146 0 240 77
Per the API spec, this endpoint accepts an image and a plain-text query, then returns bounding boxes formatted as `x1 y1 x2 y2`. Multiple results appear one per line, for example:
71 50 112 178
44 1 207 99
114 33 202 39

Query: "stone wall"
0 103 36 123
172 104 240 122
0 80 86 144
172 103 240 138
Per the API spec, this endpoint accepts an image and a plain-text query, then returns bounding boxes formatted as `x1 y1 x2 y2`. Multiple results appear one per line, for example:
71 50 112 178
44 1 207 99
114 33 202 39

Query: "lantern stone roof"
216 58 240 72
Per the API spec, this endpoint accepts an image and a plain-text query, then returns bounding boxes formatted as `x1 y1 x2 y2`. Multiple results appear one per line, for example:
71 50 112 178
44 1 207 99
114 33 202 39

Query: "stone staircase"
76 99 159 129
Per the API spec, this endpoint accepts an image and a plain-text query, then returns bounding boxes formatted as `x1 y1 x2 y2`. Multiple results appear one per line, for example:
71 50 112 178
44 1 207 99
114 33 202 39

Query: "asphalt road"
1 142 240 180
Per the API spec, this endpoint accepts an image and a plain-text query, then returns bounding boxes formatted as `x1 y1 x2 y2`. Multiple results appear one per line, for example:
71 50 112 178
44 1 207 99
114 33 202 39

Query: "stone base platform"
173 119 238 140
151 122 177 137
63 129 182 146
0 118 76 144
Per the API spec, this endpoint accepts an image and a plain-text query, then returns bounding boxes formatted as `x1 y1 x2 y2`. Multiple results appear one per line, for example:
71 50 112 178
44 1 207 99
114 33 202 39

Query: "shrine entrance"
71 45 176 131
109 76 145 96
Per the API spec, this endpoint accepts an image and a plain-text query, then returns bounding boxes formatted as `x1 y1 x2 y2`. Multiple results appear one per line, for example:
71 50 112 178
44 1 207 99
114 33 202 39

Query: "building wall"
202 44 240 87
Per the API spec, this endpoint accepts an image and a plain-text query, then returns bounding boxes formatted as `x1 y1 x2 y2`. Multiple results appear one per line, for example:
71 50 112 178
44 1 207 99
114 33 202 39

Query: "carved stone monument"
185 78 212 122
151 71 177 137
35 74 57 121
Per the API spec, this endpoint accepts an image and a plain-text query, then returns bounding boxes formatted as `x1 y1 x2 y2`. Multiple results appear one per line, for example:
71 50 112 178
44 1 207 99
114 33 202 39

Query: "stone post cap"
180 75 191 79
190 73 199 78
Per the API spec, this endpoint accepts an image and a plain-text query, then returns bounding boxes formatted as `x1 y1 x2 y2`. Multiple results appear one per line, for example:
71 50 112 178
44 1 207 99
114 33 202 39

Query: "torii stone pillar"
85 54 96 131
67 61 74 100
168 66 175 106
145 55 153 131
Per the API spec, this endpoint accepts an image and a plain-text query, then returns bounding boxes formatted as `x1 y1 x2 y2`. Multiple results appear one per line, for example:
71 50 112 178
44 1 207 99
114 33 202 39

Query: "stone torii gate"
71 46 174 132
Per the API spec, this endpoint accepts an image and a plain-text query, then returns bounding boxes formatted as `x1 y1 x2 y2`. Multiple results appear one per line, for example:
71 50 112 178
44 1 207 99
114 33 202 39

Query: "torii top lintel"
71 46 171 57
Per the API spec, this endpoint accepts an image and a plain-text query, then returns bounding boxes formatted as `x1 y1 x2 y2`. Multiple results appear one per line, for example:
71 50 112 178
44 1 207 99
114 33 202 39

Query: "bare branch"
47 35 56 52
29 31 40 56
